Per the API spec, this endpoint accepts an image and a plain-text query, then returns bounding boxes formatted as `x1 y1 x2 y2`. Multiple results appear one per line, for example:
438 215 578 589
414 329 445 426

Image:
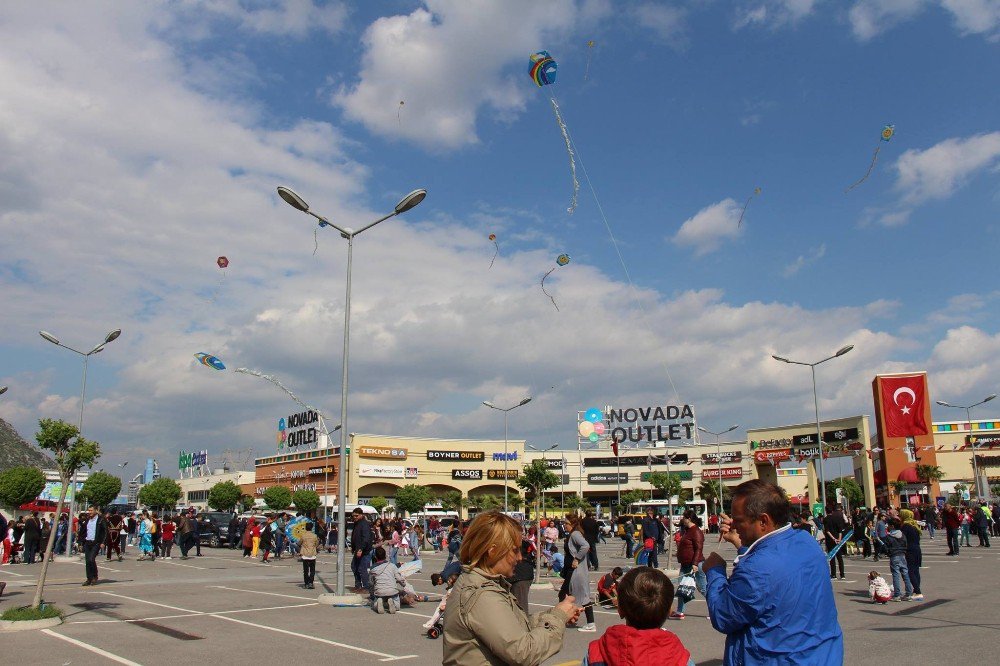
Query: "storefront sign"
278 410 320 451
427 450 485 461
792 433 820 447
969 435 1000 449
584 454 688 467
292 483 317 492
603 404 696 444
975 455 1000 468
589 473 629 484
823 427 859 443
359 464 418 478
750 438 793 450
308 466 334 475
640 470 693 482
492 452 518 461
754 448 791 464
541 458 565 469
452 469 483 480
358 445 408 460
487 469 519 480
288 470 307 479
179 449 208 470
701 451 742 464
702 467 744 480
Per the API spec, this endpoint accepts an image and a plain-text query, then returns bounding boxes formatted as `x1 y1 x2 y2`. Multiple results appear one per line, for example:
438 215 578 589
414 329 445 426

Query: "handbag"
676 575 696 602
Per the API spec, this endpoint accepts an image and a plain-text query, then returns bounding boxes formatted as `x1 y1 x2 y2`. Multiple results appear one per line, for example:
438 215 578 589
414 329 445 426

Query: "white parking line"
0 568 30 576
97 592 416 662
68 602 319 624
157 560 208 570
41 628 143 665
209 585 313 600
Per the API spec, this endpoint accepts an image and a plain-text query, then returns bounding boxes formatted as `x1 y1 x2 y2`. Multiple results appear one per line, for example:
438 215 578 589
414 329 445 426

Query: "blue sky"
1 1 999 476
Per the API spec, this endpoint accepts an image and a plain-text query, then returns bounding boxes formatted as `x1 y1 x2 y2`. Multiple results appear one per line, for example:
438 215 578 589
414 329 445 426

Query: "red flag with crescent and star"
880 374 929 437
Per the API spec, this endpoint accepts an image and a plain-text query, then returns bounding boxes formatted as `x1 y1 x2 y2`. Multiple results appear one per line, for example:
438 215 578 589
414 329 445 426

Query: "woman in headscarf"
900 509 924 601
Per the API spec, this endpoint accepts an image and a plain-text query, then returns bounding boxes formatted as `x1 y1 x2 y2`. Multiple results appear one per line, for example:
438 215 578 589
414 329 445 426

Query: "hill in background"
0 418 55 472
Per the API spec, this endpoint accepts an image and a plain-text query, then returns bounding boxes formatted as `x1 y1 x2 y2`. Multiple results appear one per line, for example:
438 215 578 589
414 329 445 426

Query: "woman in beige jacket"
443 511 582 666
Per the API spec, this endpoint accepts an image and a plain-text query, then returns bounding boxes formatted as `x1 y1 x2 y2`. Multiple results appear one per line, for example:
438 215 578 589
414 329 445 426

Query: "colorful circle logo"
277 418 287 448
579 407 606 442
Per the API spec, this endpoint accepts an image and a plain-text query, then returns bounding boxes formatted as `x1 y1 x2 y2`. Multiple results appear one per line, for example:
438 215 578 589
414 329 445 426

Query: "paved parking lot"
1 535 998 665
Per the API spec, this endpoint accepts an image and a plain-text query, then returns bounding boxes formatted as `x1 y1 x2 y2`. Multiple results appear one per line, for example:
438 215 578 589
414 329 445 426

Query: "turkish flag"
880 374 929 437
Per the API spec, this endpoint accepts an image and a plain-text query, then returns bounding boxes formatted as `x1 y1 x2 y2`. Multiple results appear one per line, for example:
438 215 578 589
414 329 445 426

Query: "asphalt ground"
1 533 998 665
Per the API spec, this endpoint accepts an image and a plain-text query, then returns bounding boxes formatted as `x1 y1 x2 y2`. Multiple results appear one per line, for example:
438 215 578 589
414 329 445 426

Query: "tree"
80 471 121 508
517 460 560 582
32 419 101 609
438 490 465 515
395 484 431 516
563 494 589 514
948 483 968 507
262 486 292 512
207 481 242 512
470 494 503 512
618 489 646 514
138 477 182 511
916 464 943 487
823 477 864 510
238 494 255 512
0 466 46 508
507 493 524 511
697 479 731 513
368 496 389 515
292 489 321 515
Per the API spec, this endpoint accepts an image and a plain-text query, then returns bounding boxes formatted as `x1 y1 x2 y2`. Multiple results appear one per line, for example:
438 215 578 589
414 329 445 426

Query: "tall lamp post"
936 394 997 500
39 327 122 555
698 424 739 513
483 397 532 512
772 344 853 514
276 185 426 599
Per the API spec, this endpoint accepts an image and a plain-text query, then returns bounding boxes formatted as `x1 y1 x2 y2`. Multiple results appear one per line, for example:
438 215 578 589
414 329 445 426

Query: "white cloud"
895 132 1000 205
333 0 580 150
734 6 769 30
671 199 743 256
174 0 348 37
850 0 1000 40
632 3 689 45
782 243 826 277
733 0 821 29
941 0 1000 37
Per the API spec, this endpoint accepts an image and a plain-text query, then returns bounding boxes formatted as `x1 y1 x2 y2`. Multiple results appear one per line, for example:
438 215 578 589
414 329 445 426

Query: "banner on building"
359 464 418 478
877 374 930 437
754 449 791 464
358 446 408 460
451 469 483 480
702 467 744 480
701 451 742 464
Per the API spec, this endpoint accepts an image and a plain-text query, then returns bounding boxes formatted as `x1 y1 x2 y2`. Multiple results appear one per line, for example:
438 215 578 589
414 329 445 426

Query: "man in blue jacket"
704 480 843 665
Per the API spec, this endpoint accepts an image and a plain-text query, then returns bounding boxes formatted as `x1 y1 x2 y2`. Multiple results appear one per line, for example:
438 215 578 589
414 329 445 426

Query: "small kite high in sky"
194 352 226 371
584 40 596 81
216 256 228 269
845 124 895 193
397 100 404 126
208 256 229 303
488 233 500 269
737 187 762 228
529 50 579 215
541 253 570 311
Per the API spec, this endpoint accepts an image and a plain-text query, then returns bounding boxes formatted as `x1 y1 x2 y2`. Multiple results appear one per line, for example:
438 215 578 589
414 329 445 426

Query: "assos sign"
277 410 319 451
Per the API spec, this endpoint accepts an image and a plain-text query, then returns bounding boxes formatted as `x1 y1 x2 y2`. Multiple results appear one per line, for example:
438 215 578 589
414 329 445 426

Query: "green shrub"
2 604 64 621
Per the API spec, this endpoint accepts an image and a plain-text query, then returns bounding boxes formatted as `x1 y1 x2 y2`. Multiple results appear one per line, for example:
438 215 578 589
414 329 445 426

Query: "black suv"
197 512 236 547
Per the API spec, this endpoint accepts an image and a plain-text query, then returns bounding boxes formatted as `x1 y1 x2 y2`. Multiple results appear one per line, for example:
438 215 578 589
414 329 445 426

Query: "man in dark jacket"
581 511 600 570
975 504 992 547
943 505 962 556
350 508 374 592
884 518 911 600
22 511 41 564
923 503 937 539
823 504 850 580
228 515 240 549
79 506 108 586
641 507 662 568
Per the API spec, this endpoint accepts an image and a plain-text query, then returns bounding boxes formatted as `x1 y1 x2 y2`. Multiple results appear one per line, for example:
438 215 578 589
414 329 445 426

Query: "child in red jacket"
583 567 693 666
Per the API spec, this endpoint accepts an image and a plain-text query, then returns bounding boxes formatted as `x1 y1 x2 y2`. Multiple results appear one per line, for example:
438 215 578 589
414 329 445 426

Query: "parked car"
197 511 236 547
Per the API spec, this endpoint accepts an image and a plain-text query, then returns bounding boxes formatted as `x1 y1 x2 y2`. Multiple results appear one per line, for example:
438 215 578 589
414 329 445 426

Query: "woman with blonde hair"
443 511 582 665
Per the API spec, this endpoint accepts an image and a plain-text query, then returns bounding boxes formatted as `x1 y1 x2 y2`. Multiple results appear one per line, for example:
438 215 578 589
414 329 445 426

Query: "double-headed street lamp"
39 327 122 555
772 344 854 514
936 394 997 500
483 397 532 512
698 424 739 512
276 185 426 599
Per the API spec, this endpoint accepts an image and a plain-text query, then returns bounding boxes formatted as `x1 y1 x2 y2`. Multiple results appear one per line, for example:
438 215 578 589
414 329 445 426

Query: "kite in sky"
584 40 596 81
529 50 579 215
541 254 570 311
397 100 404 126
737 187 762 228
845 124 895 193
208 256 229 303
488 233 500 269
194 352 226 371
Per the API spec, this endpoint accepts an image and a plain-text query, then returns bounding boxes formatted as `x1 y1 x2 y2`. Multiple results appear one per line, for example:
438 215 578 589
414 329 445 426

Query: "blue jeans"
676 563 707 613
926 522 935 538
390 546 399 566
890 554 912 598
352 550 371 589
624 536 635 558
961 524 971 546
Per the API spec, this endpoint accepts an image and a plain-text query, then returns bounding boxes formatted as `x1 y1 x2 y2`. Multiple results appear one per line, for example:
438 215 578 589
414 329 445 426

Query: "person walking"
299 520 319 589
975 504 992 547
943 505 962 555
558 514 596 632
176 511 193 559
900 510 924 601
443 511 582 665
960 508 972 548
137 511 154 561
824 504 850 581
228 514 240 549
923 503 937 540
241 518 256 558
106 509 124 562
581 511 600 570
672 510 706 620
259 515 274 563
705 480 843 664
22 512 41 564
641 507 662 569
161 515 175 559
80 506 108 586
350 507 374 593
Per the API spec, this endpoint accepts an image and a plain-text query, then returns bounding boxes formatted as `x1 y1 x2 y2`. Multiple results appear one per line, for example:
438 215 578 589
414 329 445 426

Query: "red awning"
897 467 920 483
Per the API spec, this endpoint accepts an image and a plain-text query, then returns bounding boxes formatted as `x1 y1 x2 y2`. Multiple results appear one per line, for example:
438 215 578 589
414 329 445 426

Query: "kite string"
540 267 560 311
549 91 680 403
845 144 881 193
737 195 753 228
235 367 320 416
547 94 580 215
489 239 500 270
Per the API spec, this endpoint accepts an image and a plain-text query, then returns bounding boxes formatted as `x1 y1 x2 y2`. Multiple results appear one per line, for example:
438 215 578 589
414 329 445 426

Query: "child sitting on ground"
423 573 459 631
868 570 892 604
369 546 406 614
597 567 624 607
583 567 694 666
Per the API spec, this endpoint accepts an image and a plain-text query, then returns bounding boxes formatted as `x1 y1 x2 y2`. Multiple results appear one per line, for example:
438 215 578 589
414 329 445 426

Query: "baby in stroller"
424 572 459 638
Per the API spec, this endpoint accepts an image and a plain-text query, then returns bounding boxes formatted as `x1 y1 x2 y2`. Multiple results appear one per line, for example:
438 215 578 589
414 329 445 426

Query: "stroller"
634 537 655 566
426 607 445 639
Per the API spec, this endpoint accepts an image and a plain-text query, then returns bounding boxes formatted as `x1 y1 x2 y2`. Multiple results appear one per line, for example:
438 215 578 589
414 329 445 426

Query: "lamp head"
0 386 7 396
835 344 854 357
89 343 106 355
105 329 122 344
277 186 310 213
984 394 997 403
727 424 739 432
697 426 709 434
935 400 952 407
40 330 60 346
771 354 789 363
482 401 495 408
518 397 532 407
394 189 427 214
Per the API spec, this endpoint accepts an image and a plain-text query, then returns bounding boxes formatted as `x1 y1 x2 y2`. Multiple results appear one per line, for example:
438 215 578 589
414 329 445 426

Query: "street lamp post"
698 424 739 513
483 398 532 512
936 394 997 500
277 185 425 599
772 344 854 515
39 327 122 556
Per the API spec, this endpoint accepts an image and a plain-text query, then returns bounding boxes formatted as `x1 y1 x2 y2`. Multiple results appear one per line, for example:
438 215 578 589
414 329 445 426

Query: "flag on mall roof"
878 374 929 437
